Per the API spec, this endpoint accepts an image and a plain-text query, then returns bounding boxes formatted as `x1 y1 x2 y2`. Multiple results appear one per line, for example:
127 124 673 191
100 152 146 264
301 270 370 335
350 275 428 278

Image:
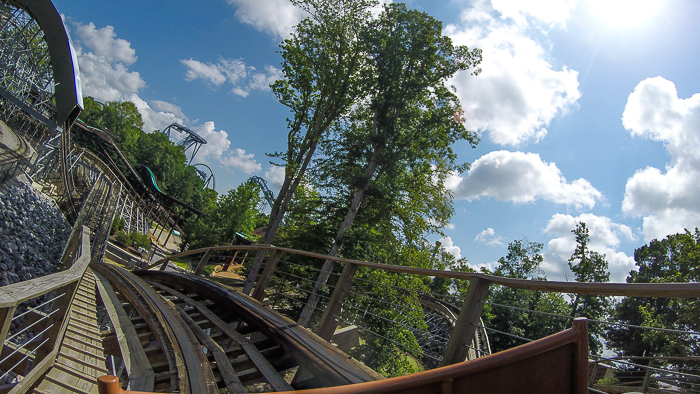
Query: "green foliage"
596 377 619 386
262 0 378 243
483 239 570 353
114 230 150 250
567 222 611 354
111 217 126 236
180 183 262 250
608 229 700 366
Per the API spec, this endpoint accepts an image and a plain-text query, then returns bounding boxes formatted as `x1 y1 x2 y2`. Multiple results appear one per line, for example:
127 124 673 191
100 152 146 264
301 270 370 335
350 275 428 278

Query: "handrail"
98 319 589 394
153 244 700 298
0 225 91 393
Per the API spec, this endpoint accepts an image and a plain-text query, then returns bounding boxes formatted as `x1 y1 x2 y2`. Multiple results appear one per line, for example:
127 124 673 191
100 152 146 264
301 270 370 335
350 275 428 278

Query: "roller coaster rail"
162 123 207 165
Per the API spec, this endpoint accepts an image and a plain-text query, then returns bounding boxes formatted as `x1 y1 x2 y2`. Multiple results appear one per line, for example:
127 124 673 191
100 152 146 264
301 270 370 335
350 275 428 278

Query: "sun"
589 0 664 28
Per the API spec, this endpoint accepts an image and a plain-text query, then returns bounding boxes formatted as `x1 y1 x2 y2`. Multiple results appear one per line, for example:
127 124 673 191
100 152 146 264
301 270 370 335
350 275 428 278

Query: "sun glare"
590 0 663 28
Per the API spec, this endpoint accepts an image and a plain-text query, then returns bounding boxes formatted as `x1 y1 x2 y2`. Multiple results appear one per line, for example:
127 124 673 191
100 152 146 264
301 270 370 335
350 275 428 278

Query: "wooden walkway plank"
93 271 155 392
36 268 108 394
150 281 294 392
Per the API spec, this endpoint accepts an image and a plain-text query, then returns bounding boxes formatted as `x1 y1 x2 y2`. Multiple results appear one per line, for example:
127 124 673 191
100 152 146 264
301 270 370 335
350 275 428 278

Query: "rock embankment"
0 177 71 286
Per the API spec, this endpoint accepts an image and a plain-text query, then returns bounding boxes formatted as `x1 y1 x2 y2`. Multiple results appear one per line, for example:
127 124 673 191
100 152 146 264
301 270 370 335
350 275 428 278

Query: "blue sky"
54 0 700 282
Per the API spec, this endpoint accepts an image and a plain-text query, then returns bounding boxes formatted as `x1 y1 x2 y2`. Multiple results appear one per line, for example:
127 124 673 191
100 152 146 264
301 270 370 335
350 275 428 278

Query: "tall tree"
483 239 570 353
568 222 611 354
296 3 481 323
608 229 700 376
244 0 377 293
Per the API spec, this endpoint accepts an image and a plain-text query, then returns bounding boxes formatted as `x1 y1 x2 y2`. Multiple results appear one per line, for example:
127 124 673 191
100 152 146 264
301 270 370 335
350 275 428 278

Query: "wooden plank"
440 277 490 367
150 281 294 392
193 248 213 276
93 271 155 391
93 263 219 394
252 249 284 301
0 306 16 352
317 262 357 341
171 303 246 393
331 325 360 352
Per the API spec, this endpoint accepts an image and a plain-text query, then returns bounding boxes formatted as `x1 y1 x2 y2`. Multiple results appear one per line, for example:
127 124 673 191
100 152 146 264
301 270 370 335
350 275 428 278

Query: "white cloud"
193 121 232 162
474 227 506 246
182 59 227 85
69 20 190 135
73 22 137 65
543 213 636 283
181 57 281 97
150 100 189 121
226 0 303 39
445 1 581 146
621 77 700 241
448 150 603 209
220 148 262 174
76 52 145 103
128 95 186 133
193 122 262 174
439 236 462 260
491 0 576 26
264 165 285 191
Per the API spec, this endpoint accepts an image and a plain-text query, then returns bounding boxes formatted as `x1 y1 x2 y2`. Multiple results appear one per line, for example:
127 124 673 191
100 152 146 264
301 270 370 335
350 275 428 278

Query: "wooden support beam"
440 277 490 367
221 250 238 272
317 263 357 341
331 325 359 352
0 306 16 355
642 360 654 393
252 250 284 302
193 248 212 276
158 257 170 272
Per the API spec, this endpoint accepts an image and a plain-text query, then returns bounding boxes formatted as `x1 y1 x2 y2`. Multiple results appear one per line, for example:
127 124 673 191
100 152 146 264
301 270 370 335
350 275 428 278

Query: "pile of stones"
0 177 71 286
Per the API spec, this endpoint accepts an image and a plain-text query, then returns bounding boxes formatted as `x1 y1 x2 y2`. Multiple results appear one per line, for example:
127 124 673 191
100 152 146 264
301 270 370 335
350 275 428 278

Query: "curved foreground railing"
0 225 90 393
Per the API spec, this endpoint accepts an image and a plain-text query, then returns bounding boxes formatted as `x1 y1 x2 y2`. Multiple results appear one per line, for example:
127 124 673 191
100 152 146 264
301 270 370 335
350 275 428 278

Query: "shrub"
114 230 151 251
111 217 126 235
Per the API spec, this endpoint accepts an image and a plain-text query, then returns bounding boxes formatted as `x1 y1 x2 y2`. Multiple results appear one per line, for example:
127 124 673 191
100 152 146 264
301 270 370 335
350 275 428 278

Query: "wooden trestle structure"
0 231 697 393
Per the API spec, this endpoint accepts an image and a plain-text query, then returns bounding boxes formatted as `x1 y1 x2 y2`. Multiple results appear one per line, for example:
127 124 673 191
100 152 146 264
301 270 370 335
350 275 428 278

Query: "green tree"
259 0 377 247
483 239 570 353
608 229 700 367
568 222 611 354
180 183 261 250
297 2 481 324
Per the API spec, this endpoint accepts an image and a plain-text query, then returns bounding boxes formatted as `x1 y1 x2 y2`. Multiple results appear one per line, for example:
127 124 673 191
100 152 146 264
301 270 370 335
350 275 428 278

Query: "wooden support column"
159 257 170 271
252 250 283 302
440 276 490 367
0 306 16 354
221 250 239 272
316 263 358 341
641 360 654 393
193 248 213 276
573 318 589 394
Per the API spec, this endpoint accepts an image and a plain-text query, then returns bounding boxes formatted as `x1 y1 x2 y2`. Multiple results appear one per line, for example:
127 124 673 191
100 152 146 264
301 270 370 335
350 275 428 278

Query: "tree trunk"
297 142 383 325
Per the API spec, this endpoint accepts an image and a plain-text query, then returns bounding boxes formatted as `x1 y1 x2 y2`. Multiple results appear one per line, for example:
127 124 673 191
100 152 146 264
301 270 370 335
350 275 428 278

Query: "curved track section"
417 296 490 367
137 270 381 391
92 263 214 393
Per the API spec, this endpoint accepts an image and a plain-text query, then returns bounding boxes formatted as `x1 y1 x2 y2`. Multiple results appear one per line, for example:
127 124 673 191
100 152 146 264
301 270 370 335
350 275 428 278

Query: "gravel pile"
0 177 71 286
